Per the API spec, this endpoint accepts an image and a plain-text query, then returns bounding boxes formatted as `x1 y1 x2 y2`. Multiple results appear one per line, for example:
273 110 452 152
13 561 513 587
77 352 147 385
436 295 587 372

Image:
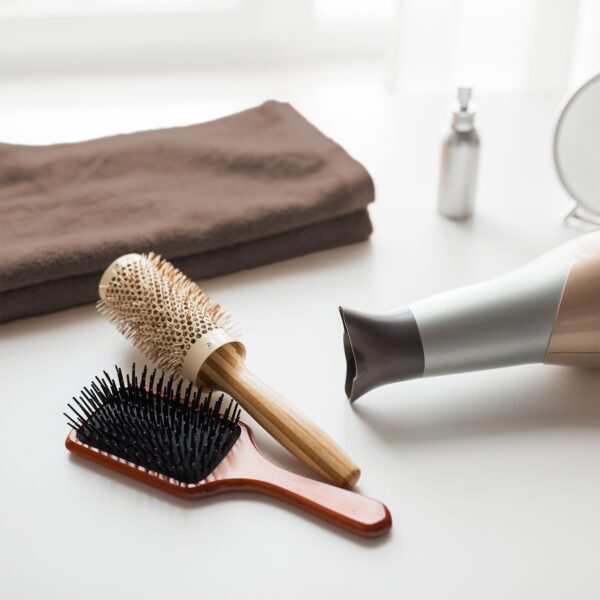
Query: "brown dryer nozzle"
339 306 425 403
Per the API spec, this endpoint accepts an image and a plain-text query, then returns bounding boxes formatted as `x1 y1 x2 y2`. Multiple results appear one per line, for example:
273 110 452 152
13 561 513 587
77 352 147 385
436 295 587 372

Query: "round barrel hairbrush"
97 252 360 488
64 366 391 537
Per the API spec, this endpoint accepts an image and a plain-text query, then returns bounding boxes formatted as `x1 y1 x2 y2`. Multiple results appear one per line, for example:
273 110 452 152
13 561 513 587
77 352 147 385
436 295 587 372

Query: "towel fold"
0 100 374 322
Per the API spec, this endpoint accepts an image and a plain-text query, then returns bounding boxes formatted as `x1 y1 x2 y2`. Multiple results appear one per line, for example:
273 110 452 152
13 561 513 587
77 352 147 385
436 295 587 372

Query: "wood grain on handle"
236 444 391 537
200 344 361 488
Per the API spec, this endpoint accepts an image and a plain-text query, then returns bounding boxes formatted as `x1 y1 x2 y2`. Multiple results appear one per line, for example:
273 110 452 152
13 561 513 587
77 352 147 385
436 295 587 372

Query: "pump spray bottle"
437 87 480 219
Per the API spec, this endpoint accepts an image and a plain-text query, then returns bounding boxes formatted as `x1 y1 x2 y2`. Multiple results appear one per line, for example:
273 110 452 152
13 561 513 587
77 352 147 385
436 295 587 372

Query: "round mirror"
554 72 600 224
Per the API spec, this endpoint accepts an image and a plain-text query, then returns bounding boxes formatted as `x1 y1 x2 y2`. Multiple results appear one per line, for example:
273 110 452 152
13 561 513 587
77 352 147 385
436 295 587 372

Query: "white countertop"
1 68 599 600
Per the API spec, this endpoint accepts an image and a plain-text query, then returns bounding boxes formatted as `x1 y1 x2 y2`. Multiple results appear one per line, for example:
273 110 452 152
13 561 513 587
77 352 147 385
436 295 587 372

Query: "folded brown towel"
0 100 374 322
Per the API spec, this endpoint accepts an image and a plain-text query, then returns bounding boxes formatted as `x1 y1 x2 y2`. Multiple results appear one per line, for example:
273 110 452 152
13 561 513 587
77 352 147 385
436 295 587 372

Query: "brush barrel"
200 344 361 488
341 232 600 401
97 252 361 488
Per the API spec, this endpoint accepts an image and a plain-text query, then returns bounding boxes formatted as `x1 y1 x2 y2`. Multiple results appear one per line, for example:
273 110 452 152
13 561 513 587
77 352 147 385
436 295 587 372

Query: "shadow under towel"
0 100 374 322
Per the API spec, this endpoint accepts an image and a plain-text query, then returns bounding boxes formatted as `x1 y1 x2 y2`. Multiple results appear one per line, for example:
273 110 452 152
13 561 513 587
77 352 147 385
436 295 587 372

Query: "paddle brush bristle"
64 365 241 484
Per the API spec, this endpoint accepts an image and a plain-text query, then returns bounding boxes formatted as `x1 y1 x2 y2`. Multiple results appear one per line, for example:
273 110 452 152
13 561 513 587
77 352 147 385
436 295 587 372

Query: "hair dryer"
340 232 600 402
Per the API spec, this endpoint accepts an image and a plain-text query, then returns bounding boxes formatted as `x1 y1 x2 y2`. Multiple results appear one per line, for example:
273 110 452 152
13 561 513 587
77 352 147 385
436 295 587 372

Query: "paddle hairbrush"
97 252 360 488
64 366 391 537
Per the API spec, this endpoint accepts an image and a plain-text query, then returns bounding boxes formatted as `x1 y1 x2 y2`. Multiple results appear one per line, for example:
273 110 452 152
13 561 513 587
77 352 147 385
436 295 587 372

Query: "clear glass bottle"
437 87 480 219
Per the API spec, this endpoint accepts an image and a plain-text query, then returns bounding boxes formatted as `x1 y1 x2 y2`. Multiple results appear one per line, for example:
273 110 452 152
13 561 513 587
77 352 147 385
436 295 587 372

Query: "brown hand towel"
0 100 374 323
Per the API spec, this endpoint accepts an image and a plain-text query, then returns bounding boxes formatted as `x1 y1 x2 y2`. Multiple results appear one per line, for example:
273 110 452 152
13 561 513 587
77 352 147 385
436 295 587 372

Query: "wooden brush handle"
242 450 391 537
201 344 361 488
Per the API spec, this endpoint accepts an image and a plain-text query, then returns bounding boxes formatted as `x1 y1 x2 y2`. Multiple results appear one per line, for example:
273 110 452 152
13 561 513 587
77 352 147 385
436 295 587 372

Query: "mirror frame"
553 72 600 224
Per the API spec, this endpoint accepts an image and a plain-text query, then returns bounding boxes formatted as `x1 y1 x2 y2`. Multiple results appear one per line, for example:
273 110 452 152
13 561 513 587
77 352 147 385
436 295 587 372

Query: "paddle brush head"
64 365 241 486
97 253 244 382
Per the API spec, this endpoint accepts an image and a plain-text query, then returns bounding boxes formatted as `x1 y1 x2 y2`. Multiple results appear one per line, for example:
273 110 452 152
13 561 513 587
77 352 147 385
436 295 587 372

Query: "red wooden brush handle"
213 425 392 537
241 458 392 537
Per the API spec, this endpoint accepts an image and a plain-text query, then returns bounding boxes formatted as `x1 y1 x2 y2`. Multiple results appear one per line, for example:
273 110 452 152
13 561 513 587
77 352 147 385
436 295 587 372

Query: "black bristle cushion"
64 365 241 484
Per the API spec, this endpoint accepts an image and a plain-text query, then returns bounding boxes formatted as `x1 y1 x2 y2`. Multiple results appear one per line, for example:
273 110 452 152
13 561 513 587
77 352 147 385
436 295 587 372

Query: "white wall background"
0 0 598 91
